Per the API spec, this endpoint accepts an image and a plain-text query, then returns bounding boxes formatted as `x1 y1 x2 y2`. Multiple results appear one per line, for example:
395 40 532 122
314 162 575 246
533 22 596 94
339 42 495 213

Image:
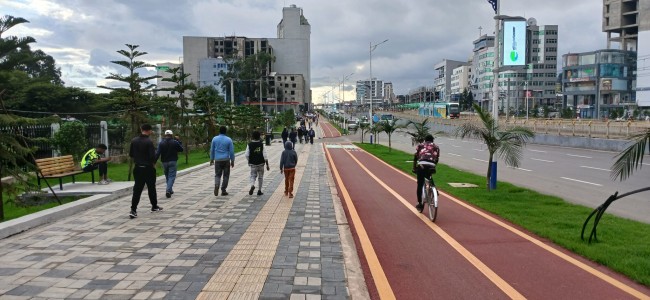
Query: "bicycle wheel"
419 185 427 213
427 185 438 222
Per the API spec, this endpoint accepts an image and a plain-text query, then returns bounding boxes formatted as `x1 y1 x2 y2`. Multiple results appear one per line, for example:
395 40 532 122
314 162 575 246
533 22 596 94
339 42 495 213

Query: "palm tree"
370 123 383 144
455 104 534 191
405 118 431 146
611 129 650 181
359 122 370 143
381 120 402 151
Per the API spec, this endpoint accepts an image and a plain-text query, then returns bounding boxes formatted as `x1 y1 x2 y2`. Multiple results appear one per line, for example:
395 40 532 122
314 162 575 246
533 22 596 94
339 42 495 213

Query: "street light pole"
369 39 388 144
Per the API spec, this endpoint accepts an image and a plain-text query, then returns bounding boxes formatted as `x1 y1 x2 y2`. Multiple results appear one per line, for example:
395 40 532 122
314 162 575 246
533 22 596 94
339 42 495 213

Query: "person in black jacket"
289 128 298 149
281 127 289 145
297 126 304 144
156 130 184 198
308 128 315 144
245 131 270 196
129 124 162 219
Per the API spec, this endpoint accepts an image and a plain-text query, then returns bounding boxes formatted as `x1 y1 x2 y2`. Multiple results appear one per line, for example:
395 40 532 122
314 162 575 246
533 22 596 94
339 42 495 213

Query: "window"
285 84 289 88
546 39 557 44
214 72 217 77
545 47 557 52
291 91 295 95
292 83 297 88
545 56 557 61
606 4 610 13
533 48 540 53
290 76 295 81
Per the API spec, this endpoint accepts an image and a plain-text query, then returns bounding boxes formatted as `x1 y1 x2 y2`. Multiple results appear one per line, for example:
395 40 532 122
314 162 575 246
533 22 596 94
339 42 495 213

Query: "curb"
0 152 244 240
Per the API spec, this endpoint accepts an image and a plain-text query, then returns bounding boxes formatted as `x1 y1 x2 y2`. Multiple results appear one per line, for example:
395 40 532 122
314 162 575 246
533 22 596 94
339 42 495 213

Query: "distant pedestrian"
280 141 298 198
308 128 315 144
156 130 184 198
246 131 270 196
281 127 289 145
129 124 162 219
81 144 112 185
297 127 304 144
289 128 298 149
210 126 235 196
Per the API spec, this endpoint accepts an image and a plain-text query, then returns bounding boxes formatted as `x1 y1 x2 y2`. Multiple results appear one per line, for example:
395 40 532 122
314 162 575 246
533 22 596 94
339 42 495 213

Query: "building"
408 86 434 103
603 0 650 51
562 49 637 119
470 21 559 113
434 59 466 102
182 5 311 111
271 74 305 107
450 63 472 102
355 78 384 106
383 82 396 104
155 63 181 99
198 57 231 95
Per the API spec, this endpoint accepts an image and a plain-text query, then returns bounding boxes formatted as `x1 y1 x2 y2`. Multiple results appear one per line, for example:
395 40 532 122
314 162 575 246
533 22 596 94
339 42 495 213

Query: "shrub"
53 121 87 162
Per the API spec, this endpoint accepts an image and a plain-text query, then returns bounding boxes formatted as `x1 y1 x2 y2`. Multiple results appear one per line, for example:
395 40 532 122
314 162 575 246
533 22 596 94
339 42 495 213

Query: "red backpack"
417 142 439 163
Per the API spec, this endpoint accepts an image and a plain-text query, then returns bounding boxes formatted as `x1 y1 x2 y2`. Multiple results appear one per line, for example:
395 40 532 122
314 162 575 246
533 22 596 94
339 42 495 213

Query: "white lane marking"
529 149 547 153
643 163 650 166
566 154 593 159
561 177 603 187
451 145 461 148
531 158 554 163
515 167 533 172
473 158 489 163
461 140 473 143
447 153 462 157
580 166 611 172
473 149 485 152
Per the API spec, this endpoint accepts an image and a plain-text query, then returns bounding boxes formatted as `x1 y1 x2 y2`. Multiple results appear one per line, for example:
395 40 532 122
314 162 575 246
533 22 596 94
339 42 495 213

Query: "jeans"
83 162 107 177
214 160 231 191
249 164 265 189
131 165 157 211
284 168 296 194
416 167 435 204
162 160 178 193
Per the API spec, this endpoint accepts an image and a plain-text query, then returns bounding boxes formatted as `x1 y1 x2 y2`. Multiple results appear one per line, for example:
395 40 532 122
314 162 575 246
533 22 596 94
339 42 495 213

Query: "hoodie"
280 141 298 170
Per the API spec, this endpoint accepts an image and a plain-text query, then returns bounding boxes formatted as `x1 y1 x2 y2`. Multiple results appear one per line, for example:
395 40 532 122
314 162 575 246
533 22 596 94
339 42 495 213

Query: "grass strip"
355 142 650 287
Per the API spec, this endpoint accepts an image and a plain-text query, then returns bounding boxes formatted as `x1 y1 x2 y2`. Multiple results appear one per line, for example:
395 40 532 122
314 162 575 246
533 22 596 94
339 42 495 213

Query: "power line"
3 105 153 116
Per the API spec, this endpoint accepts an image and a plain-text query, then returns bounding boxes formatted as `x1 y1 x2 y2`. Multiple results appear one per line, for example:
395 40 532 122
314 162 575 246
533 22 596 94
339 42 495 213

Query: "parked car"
346 119 359 131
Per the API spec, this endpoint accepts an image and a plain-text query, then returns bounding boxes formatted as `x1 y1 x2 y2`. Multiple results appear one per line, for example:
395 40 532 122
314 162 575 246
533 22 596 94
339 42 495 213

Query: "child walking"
280 141 298 198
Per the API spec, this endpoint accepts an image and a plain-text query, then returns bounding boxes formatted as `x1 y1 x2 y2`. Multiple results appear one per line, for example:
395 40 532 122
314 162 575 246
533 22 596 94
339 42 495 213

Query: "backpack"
417 142 439 163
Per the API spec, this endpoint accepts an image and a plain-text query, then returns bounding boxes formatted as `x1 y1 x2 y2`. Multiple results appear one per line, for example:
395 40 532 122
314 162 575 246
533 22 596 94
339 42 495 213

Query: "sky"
3 0 608 104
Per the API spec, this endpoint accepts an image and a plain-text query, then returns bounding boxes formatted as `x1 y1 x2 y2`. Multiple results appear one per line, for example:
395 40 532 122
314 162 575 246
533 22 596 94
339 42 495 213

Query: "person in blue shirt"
210 126 235 196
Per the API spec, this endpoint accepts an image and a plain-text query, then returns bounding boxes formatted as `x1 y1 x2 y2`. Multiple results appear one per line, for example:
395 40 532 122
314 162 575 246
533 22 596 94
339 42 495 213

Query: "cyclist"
412 134 440 211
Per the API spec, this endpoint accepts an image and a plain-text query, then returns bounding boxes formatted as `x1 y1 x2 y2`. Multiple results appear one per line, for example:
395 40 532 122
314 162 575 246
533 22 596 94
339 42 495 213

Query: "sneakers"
289 193 294 198
221 191 229 196
105 178 113 183
129 210 137 219
151 206 163 212
165 191 171 198
214 186 219 196
257 190 263 196
98 180 109 185
416 203 424 212
249 186 255 195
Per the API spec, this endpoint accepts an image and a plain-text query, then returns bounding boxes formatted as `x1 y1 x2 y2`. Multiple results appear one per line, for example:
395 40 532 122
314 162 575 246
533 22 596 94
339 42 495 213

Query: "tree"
370 123 383 144
460 88 474 111
611 129 650 181
359 122 370 143
219 52 276 103
405 118 431 145
98 44 160 180
381 120 403 151
455 104 535 191
193 85 224 138
53 121 87 162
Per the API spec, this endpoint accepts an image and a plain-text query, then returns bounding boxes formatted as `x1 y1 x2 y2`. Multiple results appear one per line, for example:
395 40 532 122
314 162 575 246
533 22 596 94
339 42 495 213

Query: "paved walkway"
0 136 356 299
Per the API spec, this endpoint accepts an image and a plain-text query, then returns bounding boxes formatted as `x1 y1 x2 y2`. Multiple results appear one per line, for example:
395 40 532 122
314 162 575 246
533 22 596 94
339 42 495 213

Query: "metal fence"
0 124 54 159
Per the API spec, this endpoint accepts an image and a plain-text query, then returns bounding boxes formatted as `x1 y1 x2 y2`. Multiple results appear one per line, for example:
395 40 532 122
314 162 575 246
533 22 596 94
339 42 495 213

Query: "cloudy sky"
4 0 607 103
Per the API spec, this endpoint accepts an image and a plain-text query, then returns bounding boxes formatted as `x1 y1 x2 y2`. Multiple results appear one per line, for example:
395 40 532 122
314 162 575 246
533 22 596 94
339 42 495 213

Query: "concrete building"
272 74 305 107
450 63 472 102
470 21 559 114
408 86 434 103
155 63 181 99
198 57 230 95
434 59 466 102
603 0 650 51
562 49 637 119
182 5 311 111
355 78 384 106
383 82 396 104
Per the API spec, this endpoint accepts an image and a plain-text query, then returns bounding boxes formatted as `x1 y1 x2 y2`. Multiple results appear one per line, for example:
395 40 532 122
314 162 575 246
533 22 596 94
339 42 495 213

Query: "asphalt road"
341 125 650 224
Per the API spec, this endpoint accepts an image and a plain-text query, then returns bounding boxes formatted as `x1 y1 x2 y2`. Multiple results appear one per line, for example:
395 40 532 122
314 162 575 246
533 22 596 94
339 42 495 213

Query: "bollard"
489 161 497 190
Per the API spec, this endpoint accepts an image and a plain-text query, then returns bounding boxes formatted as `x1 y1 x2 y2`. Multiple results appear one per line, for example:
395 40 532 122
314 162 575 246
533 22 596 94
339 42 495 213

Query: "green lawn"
355 143 650 287
2 143 247 222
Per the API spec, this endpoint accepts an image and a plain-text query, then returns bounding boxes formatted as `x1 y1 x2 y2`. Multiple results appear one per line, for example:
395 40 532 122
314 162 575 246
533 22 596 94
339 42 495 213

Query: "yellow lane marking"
362 148 650 300
324 145 396 300
341 148 525 300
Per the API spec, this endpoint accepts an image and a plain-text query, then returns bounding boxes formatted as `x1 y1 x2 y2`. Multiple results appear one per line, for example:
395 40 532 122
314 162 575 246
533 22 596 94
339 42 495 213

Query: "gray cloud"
5 0 607 96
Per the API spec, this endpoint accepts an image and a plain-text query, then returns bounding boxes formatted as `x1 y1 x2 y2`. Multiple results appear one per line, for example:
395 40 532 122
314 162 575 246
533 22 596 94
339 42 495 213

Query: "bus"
433 102 460 119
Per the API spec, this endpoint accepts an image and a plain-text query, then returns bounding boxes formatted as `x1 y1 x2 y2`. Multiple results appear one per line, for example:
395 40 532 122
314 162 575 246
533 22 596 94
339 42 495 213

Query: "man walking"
289 128 298 149
81 144 112 184
245 131 270 196
129 124 162 219
210 126 235 196
308 128 315 145
281 127 289 145
280 141 298 198
156 130 183 198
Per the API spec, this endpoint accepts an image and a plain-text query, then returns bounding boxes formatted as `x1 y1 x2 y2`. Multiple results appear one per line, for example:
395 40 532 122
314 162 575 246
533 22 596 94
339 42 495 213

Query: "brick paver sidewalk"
0 141 353 300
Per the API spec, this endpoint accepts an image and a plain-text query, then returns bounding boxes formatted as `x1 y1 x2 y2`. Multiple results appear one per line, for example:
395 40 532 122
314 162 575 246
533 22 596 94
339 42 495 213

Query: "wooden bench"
35 155 95 190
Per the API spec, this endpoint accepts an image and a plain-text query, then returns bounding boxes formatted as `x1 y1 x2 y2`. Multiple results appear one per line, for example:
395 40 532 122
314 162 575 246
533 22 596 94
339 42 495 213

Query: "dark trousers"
83 162 107 176
309 136 314 144
214 160 231 191
416 167 435 204
131 165 157 211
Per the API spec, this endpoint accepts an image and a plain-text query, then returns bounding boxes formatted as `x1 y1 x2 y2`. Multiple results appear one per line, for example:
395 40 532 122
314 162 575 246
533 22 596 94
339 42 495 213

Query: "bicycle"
417 161 439 222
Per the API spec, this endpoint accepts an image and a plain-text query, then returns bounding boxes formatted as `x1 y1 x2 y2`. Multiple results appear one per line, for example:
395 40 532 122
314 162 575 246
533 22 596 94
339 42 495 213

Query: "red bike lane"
325 144 650 300
319 119 341 138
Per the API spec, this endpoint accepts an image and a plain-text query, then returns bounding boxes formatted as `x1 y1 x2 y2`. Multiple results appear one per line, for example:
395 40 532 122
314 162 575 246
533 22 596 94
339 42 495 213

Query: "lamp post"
369 39 388 144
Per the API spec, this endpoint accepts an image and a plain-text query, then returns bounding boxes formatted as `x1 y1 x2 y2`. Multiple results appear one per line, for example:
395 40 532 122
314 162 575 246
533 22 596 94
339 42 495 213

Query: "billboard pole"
492 2 501 120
